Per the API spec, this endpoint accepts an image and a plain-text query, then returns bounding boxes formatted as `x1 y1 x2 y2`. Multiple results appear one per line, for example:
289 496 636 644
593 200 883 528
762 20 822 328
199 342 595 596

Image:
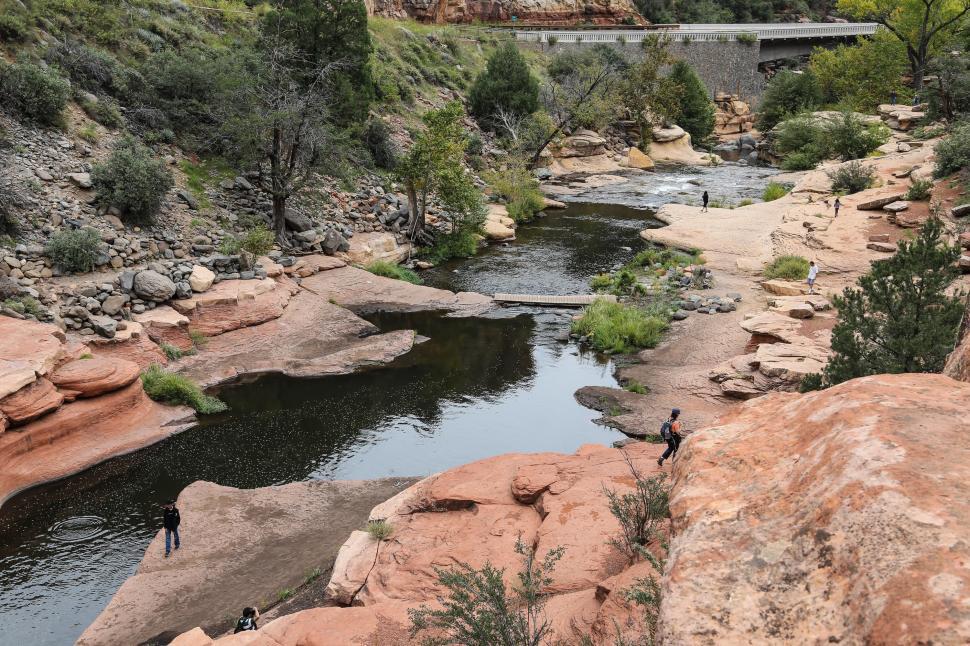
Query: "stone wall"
522 39 765 105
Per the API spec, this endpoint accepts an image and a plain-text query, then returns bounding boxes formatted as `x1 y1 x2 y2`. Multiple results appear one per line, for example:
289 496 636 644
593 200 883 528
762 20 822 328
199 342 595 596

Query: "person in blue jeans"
162 500 181 557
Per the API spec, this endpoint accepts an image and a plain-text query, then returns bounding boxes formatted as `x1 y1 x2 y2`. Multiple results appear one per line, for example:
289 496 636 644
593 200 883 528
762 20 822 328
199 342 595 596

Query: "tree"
930 51 970 121
218 38 343 241
837 0 970 92
809 31 909 112
667 60 715 144
814 218 964 387
617 36 681 143
755 70 823 131
530 45 626 168
263 0 374 126
91 136 174 223
469 42 539 127
396 101 483 243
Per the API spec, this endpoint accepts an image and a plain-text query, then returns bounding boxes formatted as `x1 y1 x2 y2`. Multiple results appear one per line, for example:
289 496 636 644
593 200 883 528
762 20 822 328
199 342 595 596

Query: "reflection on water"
0 311 619 645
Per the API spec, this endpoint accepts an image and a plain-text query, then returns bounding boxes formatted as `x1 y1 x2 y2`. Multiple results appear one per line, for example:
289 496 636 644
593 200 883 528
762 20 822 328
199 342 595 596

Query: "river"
0 163 777 645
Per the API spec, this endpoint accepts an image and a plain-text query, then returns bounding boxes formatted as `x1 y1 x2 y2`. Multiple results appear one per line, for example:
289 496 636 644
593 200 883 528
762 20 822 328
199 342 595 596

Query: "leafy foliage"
469 42 539 127
774 112 888 170
667 60 715 144
809 218 964 388
365 260 422 284
761 181 790 202
810 31 909 112
409 538 565 646
92 136 174 223
591 269 647 297
828 160 875 194
905 178 935 200
604 460 669 562
934 121 970 177
366 519 394 541
571 299 670 354
0 60 71 126
141 364 228 414
824 112 890 161
763 254 810 280
485 166 545 222
45 228 103 274
363 117 399 170
756 70 823 131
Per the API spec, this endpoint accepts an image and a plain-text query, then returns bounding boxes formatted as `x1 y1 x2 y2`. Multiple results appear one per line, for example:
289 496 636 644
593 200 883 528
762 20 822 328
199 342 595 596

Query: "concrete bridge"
513 23 879 101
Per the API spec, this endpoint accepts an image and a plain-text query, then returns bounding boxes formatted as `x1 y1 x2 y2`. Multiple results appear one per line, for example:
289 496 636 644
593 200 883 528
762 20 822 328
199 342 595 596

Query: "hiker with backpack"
234 607 259 633
162 500 181 558
657 408 683 466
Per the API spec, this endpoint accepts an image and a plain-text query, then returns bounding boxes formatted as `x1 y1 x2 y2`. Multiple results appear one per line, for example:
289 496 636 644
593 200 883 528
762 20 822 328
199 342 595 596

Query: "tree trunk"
406 183 424 238
272 194 287 241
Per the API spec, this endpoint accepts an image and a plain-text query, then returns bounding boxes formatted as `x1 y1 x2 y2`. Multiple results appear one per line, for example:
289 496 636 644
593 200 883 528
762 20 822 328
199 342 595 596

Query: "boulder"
761 279 807 296
739 312 802 343
484 204 516 241
856 193 906 210
867 241 897 253
752 341 828 382
0 377 64 424
325 530 378 605
882 200 909 213
952 203 970 218
0 317 69 380
960 232 970 250
68 172 93 189
661 374 970 645
89 315 117 339
50 356 140 398
188 265 215 293
0 361 38 402
101 294 127 316
284 211 313 232
627 147 655 170
133 270 177 302
652 125 686 142
322 230 349 256
557 130 607 157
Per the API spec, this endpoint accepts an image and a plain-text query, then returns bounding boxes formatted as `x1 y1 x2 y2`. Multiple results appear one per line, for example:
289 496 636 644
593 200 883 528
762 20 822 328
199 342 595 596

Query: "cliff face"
366 0 643 24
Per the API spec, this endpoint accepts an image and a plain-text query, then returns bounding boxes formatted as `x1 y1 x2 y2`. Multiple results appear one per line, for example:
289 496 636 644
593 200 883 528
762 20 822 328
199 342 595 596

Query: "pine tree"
817 217 965 387
668 60 715 144
469 42 539 127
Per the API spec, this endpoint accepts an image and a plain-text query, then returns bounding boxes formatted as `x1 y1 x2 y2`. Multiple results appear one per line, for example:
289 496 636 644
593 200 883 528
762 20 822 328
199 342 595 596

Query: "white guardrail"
514 23 879 44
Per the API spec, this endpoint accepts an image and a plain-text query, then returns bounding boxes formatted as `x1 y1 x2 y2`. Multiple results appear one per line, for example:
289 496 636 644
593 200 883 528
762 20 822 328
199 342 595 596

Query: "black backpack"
234 617 255 633
660 418 673 440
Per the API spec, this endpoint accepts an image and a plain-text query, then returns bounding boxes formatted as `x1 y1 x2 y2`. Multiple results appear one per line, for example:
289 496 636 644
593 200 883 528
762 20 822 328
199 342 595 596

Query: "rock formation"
365 0 642 24
662 373 970 644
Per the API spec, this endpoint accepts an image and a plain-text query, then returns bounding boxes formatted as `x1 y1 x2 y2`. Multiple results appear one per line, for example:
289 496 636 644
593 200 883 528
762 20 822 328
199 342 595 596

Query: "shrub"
486 167 544 222
905 178 934 201
45 228 103 273
365 260 422 284
238 227 274 256
781 149 823 171
4 295 43 317
160 342 194 361
756 70 823 131
604 455 669 561
761 182 790 202
363 117 399 170
828 160 874 194
737 32 758 46
469 42 539 126
0 61 70 126
409 538 564 646
141 364 228 414
423 227 481 264
624 380 648 394
571 299 669 354
763 254 810 280
366 520 393 541
78 95 123 129
816 218 963 387
591 268 646 297
92 137 174 223
0 14 30 42
934 122 970 178
546 35 558 46
823 112 890 162
46 41 130 98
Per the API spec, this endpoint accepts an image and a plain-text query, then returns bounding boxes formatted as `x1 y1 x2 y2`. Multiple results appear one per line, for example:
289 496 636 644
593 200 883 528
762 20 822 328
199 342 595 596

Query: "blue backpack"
660 418 673 440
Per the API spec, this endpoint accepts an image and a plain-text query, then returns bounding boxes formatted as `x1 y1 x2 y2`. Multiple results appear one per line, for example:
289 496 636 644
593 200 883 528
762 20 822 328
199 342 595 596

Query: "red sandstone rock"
86 327 169 369
0 377 64 424
283 254 345 278
172 278 296 337
50 356 140 398
0 317 69 389
661 374 970 645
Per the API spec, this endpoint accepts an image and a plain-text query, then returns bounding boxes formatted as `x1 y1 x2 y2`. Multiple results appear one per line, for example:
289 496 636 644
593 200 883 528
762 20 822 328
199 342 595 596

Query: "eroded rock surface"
661 374 970 645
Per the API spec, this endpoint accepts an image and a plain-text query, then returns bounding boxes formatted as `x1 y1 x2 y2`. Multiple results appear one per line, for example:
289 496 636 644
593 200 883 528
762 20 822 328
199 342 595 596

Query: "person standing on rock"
807 260 819 295
833 197 841 218
657 408 683 467
162 500 181 557
890 89 897 106
702 191 709 212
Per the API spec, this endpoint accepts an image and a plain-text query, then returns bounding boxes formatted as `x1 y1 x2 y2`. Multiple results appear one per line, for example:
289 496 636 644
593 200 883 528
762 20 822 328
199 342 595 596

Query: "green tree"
469 42 539 127
396 102 483 242
667 60 715 144
756 70 823 131
810 31 909 112
0 60 70 126
837 0 970 92
263 0 374 126
91 136 174 223
815 218 964 387
617 36 679 140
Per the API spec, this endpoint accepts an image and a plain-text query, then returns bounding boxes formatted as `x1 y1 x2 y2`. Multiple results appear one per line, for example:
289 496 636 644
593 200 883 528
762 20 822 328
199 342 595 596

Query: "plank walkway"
493 293 616 307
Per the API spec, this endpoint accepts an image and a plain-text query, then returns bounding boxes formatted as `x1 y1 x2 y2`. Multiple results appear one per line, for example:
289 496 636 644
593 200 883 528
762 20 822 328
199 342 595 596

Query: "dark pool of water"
0 201 654 646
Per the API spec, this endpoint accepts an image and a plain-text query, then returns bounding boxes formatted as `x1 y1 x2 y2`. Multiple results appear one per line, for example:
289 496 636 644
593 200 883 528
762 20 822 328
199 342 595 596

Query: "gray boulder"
133 270 176 302
101 294 127 316
285 211 314 232
89 315 117 339
322 230 349 256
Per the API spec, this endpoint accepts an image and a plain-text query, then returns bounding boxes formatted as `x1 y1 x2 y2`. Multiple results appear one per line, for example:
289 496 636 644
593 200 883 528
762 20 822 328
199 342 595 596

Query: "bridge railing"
513 23 878 44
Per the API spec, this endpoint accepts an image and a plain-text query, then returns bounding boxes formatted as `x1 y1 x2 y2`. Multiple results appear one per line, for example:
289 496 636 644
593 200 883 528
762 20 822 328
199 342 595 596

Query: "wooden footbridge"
493 293 616 307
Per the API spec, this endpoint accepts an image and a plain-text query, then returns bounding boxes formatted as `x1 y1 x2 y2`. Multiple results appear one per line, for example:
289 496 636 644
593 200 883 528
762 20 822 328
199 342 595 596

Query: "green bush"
631 246 701 270
424 227 481 264
668 60 715 144
828 160 875 194
45 228 103 273
0 14 30 42
824 112 890 162
4 295 43 317
571 299 669 354
92 137 174 223
934 122 970 178
780 150 823 171
78 95 123 128
604 460 668 560
0 61 70 126
487 167 545 223
590 268 645 297
366 520 394 541
365 260 422 284
763 254 810 280
363 117 398 170
761 182 790 202
469 42 539 126
775 112 888 169
756 70 823 131
905 178 934 201
141 364 227 414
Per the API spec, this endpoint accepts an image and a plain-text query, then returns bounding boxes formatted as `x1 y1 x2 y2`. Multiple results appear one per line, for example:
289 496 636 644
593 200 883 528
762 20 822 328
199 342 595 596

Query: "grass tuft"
571 299 669 354
141 364 227 414
764 255 810 280
366 519 394 541
365 260 422 284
